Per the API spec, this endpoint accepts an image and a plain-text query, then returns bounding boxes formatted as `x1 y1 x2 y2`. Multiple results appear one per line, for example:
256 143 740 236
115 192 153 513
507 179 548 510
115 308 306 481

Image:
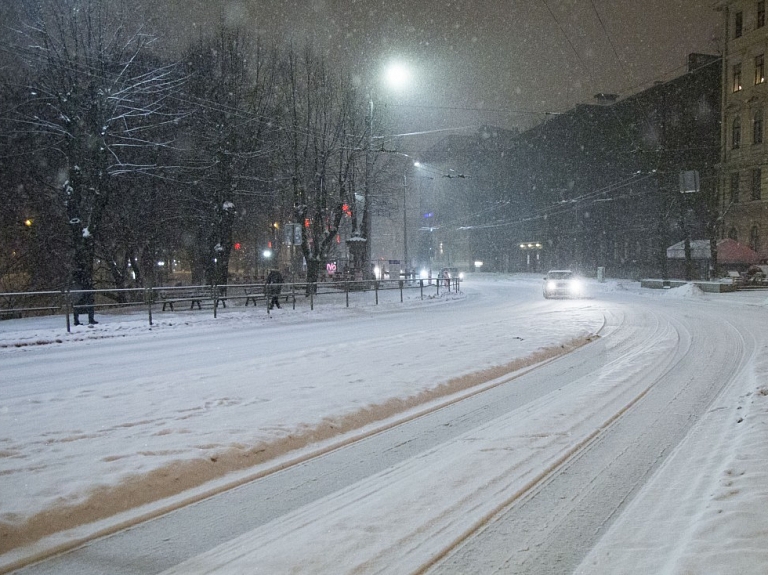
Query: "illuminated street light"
362 60 414 278
384 62 411 91
519 241 543 272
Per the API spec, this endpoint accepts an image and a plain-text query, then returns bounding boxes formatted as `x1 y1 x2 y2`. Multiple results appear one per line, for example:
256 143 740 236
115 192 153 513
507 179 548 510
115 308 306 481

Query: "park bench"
244 283 298 306
159 286 227 311
244 285 267 306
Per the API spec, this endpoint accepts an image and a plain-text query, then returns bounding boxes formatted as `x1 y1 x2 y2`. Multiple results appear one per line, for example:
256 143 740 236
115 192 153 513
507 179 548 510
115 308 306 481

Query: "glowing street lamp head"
384 62 411 90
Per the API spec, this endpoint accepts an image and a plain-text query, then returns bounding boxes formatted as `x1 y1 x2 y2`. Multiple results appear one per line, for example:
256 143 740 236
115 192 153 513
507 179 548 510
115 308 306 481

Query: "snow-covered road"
2 275 768 574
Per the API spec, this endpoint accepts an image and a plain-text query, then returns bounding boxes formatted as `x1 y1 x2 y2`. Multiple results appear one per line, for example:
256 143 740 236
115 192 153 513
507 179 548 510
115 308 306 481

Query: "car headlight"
459 272 465 280
547 281 557 291
568 279 583 294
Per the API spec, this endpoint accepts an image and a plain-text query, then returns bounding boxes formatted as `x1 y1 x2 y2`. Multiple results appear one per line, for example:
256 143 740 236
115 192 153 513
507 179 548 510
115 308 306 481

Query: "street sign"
284 223 302 245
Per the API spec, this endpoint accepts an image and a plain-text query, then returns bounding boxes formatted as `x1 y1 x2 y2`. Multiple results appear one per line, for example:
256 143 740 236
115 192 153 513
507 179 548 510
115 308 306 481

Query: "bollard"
146 287 153 326
63 289 71 333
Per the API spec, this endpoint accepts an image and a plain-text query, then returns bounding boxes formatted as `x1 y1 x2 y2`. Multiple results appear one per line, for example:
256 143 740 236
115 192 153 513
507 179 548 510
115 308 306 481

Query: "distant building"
419 53 721 280
417 126 519 273
717 0 768 262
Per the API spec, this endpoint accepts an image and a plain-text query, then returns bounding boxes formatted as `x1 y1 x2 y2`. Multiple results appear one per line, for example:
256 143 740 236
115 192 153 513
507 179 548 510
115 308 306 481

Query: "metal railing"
0 277 462 332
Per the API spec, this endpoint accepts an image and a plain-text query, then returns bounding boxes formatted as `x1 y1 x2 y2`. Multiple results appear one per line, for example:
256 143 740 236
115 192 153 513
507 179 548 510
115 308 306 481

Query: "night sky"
141 0 721 150
4 0 721 151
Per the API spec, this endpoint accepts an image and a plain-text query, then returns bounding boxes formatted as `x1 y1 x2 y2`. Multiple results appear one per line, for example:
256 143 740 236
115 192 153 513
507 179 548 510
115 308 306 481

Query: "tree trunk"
305 258 320 294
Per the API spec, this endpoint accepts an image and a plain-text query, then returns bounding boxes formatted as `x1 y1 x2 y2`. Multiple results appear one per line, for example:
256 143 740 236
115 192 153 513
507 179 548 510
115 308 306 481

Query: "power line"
387 103 561 117
589 0 623 71
540 0 594 81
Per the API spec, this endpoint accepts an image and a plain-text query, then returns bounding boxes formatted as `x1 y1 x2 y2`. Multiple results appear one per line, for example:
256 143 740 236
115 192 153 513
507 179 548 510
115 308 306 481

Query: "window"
728 227 739 241
756 54 765 84
754 108 764 143
731 171 741 203
759 1 766 28
750 225 761 253
733 62 743 92
732 116 742 148
751 167 762 200
735 11 744 37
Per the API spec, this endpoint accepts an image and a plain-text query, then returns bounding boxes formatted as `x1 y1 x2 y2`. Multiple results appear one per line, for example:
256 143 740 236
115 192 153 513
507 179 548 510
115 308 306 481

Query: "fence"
0 277 462 332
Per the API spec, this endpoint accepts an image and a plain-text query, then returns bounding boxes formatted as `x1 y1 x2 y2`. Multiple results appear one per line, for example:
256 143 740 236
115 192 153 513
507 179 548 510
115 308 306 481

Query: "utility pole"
403 171 408 277
362 97 374 279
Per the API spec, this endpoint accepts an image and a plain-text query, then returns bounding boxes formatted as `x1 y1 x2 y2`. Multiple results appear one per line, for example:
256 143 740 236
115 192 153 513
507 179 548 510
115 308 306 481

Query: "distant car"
746 264 768 284
543 270 584 299
438 267 465 281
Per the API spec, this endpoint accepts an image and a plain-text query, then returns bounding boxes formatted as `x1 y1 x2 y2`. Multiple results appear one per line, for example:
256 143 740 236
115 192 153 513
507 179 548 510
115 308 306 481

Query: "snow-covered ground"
1 274 767 573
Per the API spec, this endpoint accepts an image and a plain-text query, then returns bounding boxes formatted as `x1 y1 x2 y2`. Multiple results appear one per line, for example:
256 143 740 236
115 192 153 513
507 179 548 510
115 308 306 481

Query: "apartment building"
718 0 768 259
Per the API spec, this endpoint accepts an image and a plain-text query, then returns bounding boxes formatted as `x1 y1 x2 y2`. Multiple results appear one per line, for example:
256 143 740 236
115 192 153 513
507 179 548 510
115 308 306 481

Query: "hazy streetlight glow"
384 62 411 90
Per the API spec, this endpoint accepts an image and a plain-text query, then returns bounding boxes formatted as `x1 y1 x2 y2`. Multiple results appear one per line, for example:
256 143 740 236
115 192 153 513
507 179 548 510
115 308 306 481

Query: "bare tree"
180 29 281 286
4 0 186 292
279 46 366 290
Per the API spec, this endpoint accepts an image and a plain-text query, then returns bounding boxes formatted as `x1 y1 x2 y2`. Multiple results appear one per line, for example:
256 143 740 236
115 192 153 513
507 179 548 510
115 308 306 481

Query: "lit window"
759 2 766 28
733 63 743 92
754 108 764 143
735 11 744 38
756 54 765 84
732 116 742 148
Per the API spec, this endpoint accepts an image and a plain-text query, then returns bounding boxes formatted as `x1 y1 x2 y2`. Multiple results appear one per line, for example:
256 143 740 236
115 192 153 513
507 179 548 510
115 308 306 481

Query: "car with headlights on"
543 270 584 299
438 267 464 282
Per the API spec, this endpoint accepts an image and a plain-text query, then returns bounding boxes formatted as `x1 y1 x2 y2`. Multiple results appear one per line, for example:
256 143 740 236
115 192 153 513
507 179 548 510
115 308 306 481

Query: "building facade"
470 54 720 279
420 51 722 280
718 0 768 260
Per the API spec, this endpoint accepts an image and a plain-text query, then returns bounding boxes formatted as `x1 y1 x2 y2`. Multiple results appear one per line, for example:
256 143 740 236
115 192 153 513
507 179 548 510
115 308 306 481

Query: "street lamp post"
362 96 374 278
519 242 543 272
360 61 412 280
403 171 408 278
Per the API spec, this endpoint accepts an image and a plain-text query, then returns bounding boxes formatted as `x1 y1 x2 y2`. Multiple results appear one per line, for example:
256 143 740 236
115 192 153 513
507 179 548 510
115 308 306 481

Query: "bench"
159 287 227 311
244 286 267 306
244 284 296 306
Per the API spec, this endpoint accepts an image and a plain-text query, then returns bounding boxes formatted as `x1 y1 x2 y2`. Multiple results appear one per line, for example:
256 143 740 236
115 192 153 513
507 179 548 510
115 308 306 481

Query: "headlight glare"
569 279 582 294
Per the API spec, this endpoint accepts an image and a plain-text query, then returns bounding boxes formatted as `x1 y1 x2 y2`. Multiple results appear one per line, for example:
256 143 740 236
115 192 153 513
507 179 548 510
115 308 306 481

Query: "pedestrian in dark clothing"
72 269 97 326
266 269 284 311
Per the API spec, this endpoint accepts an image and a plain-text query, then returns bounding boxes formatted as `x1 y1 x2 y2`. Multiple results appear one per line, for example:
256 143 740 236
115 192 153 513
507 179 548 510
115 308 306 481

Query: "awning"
666 238 760 265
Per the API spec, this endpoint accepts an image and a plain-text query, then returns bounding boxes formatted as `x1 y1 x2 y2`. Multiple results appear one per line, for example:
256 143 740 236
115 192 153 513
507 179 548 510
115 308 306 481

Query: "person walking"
265 269 284 311
72 268 97 326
